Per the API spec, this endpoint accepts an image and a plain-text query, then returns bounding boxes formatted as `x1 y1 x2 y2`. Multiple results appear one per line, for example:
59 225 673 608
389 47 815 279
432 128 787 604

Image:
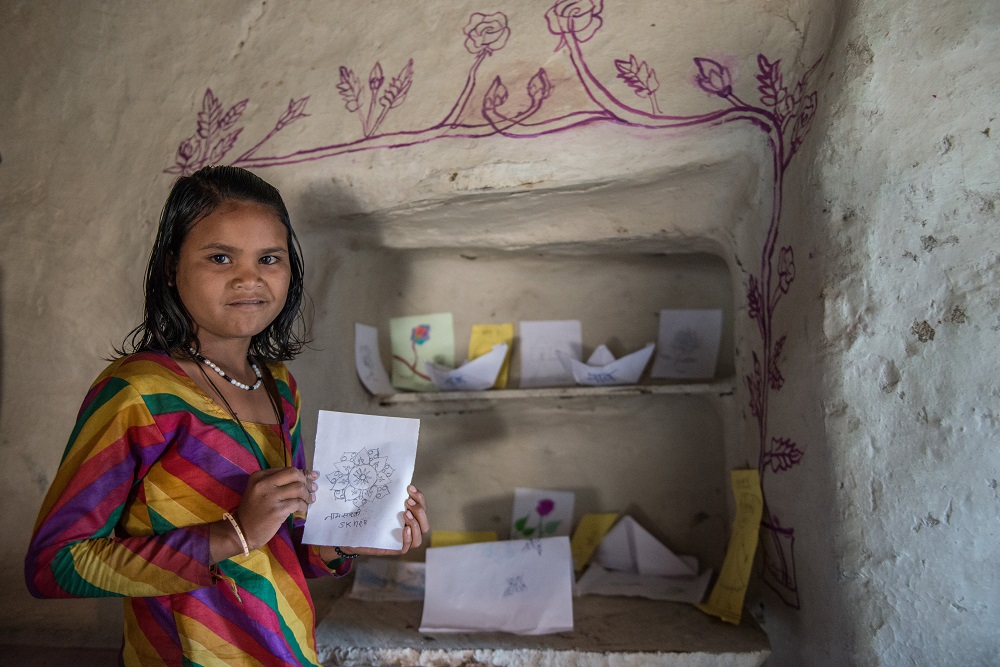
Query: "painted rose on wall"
545 0 604 43
464 12 510 55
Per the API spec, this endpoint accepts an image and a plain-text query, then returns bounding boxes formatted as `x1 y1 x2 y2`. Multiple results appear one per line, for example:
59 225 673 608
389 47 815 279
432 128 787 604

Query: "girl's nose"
232 261 263 287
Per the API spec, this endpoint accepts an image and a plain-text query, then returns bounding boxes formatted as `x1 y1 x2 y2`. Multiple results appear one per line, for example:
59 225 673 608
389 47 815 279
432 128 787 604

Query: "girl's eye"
210 254 231 264
259 255 280 265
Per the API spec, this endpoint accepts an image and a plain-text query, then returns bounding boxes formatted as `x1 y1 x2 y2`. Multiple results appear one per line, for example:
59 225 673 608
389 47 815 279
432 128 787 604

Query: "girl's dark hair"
120 165 308 361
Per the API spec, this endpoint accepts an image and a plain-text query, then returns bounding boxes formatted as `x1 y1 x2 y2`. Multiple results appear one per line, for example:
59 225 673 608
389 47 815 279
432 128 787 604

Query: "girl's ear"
166 253 177 287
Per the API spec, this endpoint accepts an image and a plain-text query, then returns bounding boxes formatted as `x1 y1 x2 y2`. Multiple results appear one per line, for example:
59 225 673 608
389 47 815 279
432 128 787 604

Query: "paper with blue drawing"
420 537 574 635
303 410 419 550
425 342 508 391
354 322 394 396
558 342 656 386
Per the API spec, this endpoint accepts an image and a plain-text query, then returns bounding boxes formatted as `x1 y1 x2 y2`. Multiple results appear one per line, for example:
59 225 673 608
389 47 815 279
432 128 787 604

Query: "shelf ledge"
316 595 768 667
376 378 736 406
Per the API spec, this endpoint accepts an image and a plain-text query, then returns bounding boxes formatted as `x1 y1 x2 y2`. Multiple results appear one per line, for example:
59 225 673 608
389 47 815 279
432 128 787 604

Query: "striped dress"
25 351 350 666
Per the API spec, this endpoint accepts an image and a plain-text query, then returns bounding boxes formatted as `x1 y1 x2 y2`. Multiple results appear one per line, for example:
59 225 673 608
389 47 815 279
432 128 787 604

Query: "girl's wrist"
209 519 249 563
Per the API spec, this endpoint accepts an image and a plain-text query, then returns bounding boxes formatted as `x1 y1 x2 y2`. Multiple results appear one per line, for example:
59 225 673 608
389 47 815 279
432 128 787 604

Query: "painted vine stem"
164 0 820 609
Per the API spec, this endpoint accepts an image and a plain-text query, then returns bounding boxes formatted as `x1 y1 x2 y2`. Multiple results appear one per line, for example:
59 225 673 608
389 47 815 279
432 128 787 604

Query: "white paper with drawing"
303 410 419 550
354 323 394 396
650 309 723 379
518 320 582 388
420 536 574 635
425 343 508 391
558 342 656 386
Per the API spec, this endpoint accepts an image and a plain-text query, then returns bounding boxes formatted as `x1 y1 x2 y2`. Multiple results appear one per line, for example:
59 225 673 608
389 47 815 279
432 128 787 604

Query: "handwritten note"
696 469 763 624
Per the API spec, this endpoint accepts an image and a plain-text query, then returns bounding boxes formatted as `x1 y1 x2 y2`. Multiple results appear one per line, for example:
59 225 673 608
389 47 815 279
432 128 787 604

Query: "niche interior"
295 178 770 665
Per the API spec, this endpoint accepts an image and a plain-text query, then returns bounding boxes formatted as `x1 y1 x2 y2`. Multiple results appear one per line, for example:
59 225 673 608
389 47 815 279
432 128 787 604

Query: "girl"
25 166 430 666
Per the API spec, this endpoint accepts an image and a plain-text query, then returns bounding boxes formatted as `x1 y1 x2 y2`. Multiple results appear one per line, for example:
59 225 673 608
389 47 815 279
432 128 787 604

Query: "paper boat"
575 563 712 603
595 516 698 576
425 343 508 391
557 343 655 386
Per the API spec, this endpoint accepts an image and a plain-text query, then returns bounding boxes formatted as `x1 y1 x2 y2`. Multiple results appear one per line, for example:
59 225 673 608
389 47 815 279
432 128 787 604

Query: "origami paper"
425 343 508 391
558 342 655 386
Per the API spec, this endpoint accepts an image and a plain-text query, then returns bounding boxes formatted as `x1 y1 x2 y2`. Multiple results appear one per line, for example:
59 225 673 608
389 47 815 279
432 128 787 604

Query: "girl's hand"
327 485 430 559
236 468 317 550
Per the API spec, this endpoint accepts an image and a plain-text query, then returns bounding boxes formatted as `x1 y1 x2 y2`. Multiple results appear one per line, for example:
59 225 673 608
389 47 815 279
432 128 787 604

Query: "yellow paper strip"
430 530 498 548
570 512 620 572
468 323 514 389
696 469 763 624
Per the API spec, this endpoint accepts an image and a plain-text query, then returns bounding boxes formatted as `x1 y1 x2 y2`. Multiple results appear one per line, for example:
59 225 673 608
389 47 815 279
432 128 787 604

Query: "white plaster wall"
751 0 1000 664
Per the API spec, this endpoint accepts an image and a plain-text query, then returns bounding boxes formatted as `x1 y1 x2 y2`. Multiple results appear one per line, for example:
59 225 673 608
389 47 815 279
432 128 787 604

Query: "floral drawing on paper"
325 447 395 509
514 498 561 539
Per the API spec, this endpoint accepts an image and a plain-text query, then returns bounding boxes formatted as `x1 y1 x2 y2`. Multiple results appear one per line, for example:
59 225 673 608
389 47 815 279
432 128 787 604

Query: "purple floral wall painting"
164 1 818 609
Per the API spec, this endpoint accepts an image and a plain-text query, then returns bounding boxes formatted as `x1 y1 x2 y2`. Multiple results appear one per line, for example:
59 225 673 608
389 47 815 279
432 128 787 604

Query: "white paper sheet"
511 488 575 539
575 563 712 603
303 410 419 550
354 323 394 396
596 516 698 576
650 309 723 379
518 320 582 388
425 343 508 391
558 342 656 386
420 537 575 635
349 560 426 601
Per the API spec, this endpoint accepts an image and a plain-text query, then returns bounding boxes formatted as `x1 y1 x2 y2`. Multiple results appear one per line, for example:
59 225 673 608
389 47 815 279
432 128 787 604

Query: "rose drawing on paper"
411 324 431 345
514 498 561 538
393 324 433 381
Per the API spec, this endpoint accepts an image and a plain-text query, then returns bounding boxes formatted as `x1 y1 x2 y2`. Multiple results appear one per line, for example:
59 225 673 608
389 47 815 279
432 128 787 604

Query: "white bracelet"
223 512 250 558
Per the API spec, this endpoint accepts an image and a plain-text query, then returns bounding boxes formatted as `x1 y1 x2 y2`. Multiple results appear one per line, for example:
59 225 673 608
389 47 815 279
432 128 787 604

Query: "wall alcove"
292 167 771 665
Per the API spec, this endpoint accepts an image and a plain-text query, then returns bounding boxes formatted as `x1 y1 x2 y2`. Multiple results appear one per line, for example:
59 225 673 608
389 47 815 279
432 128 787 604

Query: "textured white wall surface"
0 0 996 665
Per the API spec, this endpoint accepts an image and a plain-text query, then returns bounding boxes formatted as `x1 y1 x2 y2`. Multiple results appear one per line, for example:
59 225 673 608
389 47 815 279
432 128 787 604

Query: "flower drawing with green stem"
514 498 561 538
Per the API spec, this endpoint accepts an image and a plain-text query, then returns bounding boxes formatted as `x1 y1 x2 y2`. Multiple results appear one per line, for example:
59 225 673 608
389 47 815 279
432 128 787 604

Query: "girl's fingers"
405 486 430 533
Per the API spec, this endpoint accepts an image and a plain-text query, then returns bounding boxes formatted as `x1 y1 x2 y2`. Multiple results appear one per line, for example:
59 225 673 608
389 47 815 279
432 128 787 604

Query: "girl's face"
173 200 291 351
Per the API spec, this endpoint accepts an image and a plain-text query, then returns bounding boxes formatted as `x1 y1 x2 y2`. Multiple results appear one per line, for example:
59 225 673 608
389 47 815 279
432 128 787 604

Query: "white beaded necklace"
186 346 263 391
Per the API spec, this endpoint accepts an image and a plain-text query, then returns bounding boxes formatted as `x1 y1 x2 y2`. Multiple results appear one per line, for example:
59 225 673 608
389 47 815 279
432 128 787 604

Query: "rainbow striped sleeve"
25 362 215 599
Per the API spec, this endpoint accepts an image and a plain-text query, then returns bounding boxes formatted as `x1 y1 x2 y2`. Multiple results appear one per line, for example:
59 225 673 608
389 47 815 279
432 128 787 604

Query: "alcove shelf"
304 203 753 662
374 376 737 407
